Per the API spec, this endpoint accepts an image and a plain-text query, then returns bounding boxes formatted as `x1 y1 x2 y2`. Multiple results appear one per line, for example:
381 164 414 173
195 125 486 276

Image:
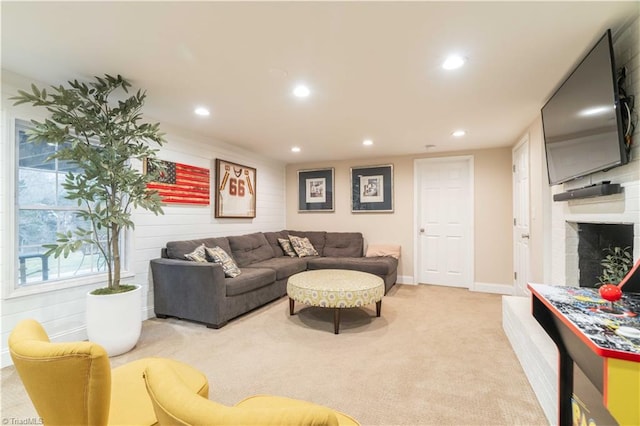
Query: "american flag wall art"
145 159 210 205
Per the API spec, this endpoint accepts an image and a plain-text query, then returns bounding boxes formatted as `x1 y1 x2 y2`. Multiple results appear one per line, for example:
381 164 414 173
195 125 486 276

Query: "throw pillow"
365 244 401 259
289 235 319 257
184 244 208 263
205 246 242 278
278 238 298 257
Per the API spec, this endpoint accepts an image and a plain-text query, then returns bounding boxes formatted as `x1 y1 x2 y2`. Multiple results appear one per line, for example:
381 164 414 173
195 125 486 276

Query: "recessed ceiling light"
363 139 373 146
452 130 466 137
194 107 210 116
293 84 311 98
442 55 466 70
291 146 301 153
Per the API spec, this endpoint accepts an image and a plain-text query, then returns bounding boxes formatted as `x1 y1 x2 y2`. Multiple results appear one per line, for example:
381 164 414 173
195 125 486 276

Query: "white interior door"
513 135 530 296
415 157 473 287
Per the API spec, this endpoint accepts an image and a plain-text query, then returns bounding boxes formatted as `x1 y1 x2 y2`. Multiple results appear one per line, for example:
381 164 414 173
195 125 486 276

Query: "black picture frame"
351 164 393 213
297 168 334 212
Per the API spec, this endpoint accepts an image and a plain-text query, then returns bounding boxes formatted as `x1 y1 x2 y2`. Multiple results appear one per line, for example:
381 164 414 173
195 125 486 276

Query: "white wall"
285 147 514 289
0 71 287 367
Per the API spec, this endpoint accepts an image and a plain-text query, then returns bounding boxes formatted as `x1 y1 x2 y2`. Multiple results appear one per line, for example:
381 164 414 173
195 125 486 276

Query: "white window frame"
3 115 132 299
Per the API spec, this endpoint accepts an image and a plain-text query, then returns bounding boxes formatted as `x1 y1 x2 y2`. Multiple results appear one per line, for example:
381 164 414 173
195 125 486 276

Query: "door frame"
413 155 474 286
512 134 530 296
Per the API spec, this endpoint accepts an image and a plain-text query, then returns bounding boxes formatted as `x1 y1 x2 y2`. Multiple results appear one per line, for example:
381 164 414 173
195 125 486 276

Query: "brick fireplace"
568 222 634 287
551 182 640 288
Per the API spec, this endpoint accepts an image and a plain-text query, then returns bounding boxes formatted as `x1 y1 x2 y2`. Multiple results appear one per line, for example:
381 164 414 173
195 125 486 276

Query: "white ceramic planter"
86 285 142 356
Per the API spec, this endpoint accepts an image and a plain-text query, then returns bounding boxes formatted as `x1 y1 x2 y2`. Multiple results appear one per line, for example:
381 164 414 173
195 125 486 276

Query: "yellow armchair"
8 319 209 426
143 359 360 426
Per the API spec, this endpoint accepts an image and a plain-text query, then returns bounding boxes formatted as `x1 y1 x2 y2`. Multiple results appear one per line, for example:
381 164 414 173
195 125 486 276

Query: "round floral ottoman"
287 269 384 334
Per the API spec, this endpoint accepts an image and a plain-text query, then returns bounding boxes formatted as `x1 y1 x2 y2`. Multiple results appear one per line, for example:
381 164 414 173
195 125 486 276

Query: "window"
16 120 107 287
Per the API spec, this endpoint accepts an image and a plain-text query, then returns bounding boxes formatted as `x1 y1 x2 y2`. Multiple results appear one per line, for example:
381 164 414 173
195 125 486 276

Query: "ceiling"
2 1 638 165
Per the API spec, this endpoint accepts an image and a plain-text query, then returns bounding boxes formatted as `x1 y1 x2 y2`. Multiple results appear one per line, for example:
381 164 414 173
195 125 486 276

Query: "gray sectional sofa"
150 230 398 328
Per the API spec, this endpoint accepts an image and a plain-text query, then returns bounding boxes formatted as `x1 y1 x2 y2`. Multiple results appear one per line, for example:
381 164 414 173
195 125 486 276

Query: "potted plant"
597 245 633 313
12 74 166 355
598 245 633 286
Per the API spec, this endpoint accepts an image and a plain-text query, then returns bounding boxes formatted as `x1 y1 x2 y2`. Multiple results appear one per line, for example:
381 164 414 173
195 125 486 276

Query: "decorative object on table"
350 164 393 213
215 159 256 218
598 246 633 286
12 74 166 355
297 168 335 212
145 159 210 205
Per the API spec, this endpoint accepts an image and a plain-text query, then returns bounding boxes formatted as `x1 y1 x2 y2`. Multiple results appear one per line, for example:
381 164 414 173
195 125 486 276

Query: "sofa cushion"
289 235 319 257
278 238 297 257
286 231 326 256
227 233 275 267
246 257 308 280
225 268 277 297
263 231 290 257
205 246 241 278
166 237 232 261
184 244 208 263
323 232 363 257
306 256 398 277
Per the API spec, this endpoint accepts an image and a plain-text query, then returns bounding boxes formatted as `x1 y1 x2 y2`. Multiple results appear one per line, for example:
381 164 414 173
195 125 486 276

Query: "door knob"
521 233 530 239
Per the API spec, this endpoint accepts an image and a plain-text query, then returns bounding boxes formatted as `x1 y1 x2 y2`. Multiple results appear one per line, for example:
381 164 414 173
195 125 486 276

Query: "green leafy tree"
12 74 166 293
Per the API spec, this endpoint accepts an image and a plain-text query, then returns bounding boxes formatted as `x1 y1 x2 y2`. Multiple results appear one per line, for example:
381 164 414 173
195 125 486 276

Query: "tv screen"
542 29 627 186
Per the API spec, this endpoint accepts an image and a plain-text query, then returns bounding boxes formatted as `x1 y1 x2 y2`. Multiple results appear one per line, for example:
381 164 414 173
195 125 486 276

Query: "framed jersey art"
215 159 256 218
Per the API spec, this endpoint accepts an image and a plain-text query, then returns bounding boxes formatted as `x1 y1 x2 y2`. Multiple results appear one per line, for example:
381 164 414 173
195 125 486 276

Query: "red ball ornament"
599 284 622 302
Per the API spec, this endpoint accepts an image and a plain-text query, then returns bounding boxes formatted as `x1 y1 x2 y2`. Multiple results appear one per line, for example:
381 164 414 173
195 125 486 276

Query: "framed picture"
351 164 393 213
215 159 256 218
298 168 334 212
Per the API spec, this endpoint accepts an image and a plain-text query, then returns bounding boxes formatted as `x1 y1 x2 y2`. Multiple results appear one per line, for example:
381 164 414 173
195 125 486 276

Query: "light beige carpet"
1 284 548 425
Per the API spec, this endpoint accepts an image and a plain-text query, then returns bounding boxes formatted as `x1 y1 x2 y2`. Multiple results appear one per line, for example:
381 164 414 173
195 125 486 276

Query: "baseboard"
396 275 415 285
49 325 88 342
472 281 514 295
2 308 155 368
1 349 13 369
142 306 155 320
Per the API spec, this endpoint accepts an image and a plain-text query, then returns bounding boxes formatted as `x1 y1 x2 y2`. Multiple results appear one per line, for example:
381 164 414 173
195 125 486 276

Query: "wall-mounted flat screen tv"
542 29 628 186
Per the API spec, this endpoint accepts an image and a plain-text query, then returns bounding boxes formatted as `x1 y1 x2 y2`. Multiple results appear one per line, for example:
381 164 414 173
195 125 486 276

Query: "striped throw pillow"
278 238 298 257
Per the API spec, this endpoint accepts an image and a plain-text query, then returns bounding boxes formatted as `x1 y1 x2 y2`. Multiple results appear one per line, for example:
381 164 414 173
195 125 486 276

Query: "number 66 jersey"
217 162 255 217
